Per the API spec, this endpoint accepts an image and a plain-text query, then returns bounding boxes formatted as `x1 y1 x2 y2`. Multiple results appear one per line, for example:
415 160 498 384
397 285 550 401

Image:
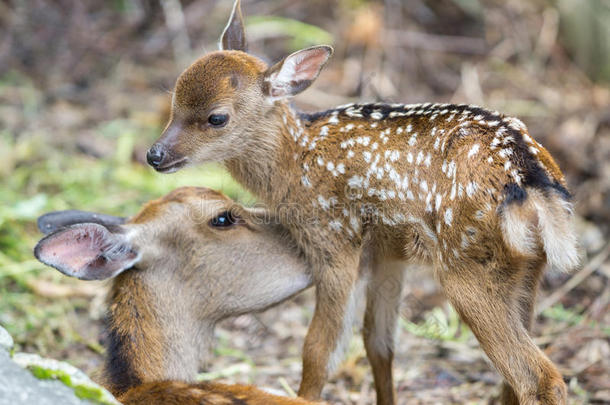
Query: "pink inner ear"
35 223 135 280
293 49 329 81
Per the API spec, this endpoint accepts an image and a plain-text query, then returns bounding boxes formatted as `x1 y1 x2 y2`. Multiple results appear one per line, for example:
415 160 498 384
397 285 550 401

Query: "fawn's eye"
208 114 229 127
210 211 238 228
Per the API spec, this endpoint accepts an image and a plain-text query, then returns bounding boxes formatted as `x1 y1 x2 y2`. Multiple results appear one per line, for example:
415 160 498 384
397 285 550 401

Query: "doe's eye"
210 211 238 228
208 114 229 127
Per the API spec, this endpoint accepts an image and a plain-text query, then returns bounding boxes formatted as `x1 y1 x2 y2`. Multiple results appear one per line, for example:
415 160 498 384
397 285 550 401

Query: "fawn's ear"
37 210 126 235
34 223 140 281
263 45 333 99
219 0 247 52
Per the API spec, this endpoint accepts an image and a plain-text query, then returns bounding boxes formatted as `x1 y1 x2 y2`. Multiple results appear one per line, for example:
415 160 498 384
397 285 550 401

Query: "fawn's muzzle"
146 143 188 173
146 144 165 168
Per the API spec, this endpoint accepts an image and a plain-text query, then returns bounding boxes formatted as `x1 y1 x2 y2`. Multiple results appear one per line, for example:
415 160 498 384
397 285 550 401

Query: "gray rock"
0 350 120 405
12 352 119 405
0 326 12 352
0 350 89 405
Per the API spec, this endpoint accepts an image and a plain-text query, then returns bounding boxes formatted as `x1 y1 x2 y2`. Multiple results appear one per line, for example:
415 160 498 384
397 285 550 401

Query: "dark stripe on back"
299 102 571 201
507 127 571 200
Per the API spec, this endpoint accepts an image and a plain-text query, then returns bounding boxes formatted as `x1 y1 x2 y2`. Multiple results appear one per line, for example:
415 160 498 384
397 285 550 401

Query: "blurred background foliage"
0 0 609 403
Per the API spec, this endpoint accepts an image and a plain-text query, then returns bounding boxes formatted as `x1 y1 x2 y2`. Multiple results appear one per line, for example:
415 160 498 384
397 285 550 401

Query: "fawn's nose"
146 145 165 168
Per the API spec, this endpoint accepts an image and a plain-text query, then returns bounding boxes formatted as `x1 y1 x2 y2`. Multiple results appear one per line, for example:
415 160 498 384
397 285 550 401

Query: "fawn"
146 1 579 404
34 187 321 405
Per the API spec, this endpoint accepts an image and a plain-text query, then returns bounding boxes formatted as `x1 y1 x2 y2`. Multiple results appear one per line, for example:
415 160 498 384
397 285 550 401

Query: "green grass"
401 305 472 342
0 122 251 355
29 364 116 404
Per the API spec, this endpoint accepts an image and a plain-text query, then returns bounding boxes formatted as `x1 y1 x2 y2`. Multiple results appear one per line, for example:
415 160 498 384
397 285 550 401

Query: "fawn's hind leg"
499 260 556 405
363 259 405 405
438 259 567 405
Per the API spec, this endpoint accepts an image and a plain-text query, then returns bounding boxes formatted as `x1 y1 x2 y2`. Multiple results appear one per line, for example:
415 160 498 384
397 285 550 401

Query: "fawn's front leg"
298 253 361 400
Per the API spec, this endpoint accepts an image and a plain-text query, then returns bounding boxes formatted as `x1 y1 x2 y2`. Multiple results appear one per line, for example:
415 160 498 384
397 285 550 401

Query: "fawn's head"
147 0 333 172
34 187 311 320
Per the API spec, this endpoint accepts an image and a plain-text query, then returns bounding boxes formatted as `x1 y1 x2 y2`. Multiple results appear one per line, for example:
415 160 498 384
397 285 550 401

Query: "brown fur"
147 2 578 404
119 381 321 405
37 186 319 404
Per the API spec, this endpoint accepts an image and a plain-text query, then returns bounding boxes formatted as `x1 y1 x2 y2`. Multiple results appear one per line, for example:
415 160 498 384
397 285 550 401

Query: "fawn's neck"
225 102 305 204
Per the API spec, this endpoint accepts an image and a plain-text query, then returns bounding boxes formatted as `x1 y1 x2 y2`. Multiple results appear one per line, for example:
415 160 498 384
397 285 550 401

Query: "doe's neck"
104 272 215 395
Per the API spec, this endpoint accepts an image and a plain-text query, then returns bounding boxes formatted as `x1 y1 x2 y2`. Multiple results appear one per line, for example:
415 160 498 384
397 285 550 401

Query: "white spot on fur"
435 193 442 211
317 195 337 211
444 208 453 226
350 216 360 233
408 133 418 146
420 180 428 193
450 183 457 200
468 144 480 158
347 175 364 188
356 136 371 146
499 148 513 158
466 181 478 197
446 161 456 178
329 220 343 231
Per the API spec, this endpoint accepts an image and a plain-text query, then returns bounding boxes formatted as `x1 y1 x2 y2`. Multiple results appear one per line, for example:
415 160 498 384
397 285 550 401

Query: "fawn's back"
294 101 574 261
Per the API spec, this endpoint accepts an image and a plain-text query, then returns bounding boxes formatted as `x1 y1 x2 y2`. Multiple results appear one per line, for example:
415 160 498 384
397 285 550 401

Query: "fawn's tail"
500 188 579 272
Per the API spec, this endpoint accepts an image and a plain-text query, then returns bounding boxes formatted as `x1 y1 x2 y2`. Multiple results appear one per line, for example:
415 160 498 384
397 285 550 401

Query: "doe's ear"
263 45 333 99
37 210 126 235
219 0 247 52
34 223 140 281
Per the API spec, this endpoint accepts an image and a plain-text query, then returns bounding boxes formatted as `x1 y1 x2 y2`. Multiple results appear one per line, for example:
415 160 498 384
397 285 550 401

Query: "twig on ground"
537 242 610 315
277 377 297 398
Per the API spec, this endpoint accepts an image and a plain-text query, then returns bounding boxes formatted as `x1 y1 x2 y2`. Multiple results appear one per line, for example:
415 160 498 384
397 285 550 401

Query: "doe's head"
34 187 311 320
146 0 333 172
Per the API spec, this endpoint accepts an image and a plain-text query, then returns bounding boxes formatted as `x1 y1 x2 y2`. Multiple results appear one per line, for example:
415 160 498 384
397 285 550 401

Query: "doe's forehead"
129 187 230 224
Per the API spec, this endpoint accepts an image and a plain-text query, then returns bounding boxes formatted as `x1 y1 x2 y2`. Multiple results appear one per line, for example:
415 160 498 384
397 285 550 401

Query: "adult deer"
146 2 579 404
34 187 320 405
